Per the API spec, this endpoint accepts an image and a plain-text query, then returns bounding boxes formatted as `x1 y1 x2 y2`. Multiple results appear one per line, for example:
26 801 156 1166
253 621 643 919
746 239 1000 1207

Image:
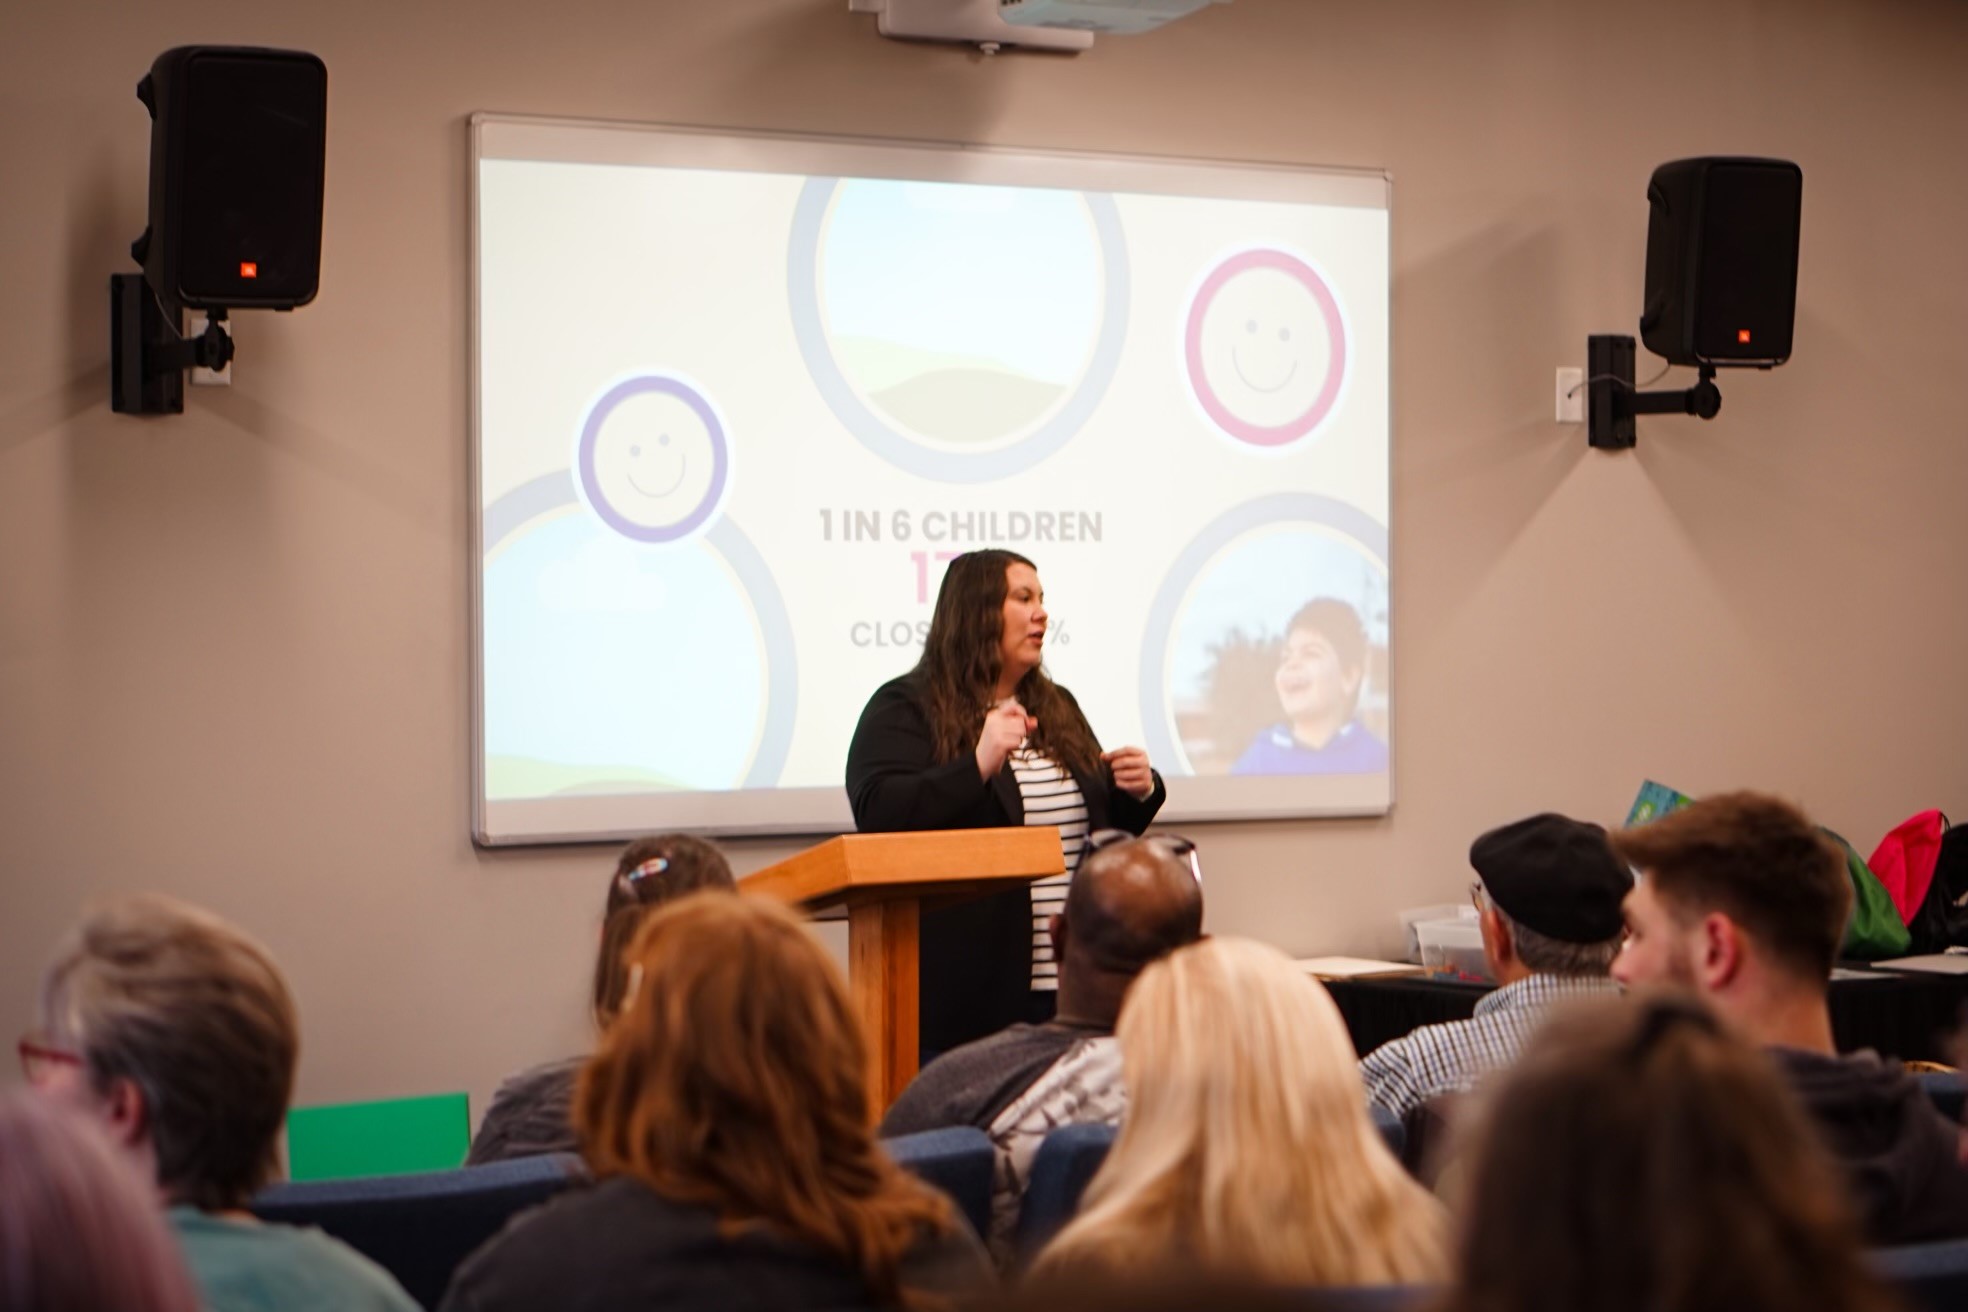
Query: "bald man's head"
1060 837 1205 999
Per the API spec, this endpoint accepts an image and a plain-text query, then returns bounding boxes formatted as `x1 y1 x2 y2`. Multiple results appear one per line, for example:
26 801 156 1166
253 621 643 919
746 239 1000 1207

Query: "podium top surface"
741 828 1066 911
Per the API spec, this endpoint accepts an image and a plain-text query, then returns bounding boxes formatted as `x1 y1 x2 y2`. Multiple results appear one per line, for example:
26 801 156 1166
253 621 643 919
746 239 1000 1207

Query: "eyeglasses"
1469 879 1490 912
17 1035 83 1085
1082 828 1202 885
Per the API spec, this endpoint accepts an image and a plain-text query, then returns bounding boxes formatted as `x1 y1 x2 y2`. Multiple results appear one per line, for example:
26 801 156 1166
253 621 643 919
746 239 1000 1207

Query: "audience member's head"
0 1090 203 1312
1609 792 1849 1045
1444 992 1896 1312
1053 831 1206 1026
576 893 953 1306
1034 936 1446 1287
32 894 297 1211
593 833 736 1028
1469 813 1630 986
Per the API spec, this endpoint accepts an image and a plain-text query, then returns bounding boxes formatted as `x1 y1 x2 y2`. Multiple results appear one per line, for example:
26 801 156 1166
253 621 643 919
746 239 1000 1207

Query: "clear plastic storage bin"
1413 918 1490 983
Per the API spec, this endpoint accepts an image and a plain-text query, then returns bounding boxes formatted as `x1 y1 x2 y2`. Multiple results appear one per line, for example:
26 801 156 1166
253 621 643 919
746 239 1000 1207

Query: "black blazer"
845 673 1166 1051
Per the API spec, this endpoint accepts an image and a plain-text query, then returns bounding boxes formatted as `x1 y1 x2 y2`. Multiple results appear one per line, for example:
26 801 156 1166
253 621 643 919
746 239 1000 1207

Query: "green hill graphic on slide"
833 335 1068 444
487 753 687 799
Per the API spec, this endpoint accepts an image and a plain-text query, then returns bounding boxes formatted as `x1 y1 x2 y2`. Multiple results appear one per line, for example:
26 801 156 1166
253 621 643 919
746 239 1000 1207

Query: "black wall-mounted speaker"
133 46 327 312
1640 156 1802 368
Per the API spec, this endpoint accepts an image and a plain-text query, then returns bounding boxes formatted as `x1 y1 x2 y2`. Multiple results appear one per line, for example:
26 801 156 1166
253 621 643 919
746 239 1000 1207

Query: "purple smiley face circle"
575 375 731 544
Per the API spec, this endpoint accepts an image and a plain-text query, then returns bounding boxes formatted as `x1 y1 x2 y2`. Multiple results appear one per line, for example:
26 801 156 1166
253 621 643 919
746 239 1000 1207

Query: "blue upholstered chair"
1016 1121 1119 1259
1874 1238 1968 1312
251 1152 586 1309
1368 1101 1406 1159
1917 1070 1966 1124
882 1125 995 1239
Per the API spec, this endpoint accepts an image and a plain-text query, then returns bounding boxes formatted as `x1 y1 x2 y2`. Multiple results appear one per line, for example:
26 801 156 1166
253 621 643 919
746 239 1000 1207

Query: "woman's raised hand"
1102 746 1156 800
975 700 1037 781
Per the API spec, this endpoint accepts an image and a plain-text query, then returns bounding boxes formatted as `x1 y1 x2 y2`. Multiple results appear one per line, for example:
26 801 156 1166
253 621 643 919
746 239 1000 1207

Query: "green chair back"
286 1092 470 1182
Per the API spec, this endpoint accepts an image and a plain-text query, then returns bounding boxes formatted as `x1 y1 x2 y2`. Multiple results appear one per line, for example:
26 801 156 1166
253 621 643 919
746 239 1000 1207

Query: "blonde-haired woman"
441 893 989 1312
1031 936 1447 1287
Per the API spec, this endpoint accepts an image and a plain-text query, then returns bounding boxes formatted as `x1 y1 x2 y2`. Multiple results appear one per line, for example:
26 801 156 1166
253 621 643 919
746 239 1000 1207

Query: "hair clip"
627 857 670 883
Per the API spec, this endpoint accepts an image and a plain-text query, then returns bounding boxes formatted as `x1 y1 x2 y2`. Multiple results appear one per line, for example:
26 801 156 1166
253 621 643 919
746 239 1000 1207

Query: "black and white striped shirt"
1009 746 1089 991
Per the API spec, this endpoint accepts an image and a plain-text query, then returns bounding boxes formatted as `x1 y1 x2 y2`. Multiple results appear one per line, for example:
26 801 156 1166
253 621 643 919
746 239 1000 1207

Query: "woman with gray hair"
25 893 418 1312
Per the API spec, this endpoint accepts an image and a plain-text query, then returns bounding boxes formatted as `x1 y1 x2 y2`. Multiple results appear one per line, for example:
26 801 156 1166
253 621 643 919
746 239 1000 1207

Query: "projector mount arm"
1586 333 1721 450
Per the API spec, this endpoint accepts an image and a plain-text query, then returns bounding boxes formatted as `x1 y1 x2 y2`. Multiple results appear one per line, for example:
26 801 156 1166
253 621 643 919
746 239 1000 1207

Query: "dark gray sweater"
1773 1046 1968 1246
467 1057 584 1166
880 1020 1111 1138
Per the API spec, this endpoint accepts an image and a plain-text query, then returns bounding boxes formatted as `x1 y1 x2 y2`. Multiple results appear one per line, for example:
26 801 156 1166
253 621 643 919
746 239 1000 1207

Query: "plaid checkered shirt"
1359 973 1624 1121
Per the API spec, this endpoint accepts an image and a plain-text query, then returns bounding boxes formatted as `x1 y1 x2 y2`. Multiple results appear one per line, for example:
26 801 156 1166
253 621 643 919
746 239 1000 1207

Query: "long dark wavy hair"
912 549 1103 779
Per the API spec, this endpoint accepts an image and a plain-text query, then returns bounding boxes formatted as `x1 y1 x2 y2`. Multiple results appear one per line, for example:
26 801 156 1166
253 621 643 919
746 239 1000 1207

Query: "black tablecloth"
1327 969 1968 1064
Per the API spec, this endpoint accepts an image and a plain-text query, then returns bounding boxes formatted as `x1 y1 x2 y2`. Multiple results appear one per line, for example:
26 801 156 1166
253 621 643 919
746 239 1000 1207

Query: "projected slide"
473 117 1390 843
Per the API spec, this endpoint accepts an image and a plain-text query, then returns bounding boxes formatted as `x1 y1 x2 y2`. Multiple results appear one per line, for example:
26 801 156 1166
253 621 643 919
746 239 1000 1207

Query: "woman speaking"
846 549 1165 1055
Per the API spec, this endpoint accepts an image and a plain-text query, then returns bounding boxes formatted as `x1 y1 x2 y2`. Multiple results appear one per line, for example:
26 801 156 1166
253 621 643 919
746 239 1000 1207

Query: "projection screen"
472 115 1391 844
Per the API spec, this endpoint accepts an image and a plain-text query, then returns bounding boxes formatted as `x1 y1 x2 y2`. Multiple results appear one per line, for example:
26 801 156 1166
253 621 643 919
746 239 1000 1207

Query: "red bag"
1869 809 1948 925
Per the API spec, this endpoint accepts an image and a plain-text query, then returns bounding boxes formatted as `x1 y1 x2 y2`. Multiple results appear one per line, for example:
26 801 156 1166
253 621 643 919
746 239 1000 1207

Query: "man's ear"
1480 904 1515 967
99 1076 151 1151
1049 913 1068 965
1697 913 1746 991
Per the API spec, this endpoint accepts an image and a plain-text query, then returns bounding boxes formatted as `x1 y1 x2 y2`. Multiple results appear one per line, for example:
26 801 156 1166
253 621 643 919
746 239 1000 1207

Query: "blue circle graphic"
574 374 732 544
481 474 795 789
787 178 1131 484
1138 494 1389 775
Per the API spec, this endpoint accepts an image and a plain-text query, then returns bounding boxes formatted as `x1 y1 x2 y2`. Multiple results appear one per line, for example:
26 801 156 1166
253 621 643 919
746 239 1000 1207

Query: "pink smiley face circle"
1184 249 1347 448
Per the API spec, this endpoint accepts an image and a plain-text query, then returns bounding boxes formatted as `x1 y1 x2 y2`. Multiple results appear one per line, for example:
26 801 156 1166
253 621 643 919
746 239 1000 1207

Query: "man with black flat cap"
1360 813 1631 1122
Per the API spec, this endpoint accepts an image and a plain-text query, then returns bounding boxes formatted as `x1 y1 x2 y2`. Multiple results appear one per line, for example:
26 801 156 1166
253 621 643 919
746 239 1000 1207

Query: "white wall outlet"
1555 366 1583 423
189 313 232 387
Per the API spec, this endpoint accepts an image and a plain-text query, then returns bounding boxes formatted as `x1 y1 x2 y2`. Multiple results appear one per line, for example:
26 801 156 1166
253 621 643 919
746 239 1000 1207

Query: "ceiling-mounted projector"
1000 0 1231 34
855 0 1228 52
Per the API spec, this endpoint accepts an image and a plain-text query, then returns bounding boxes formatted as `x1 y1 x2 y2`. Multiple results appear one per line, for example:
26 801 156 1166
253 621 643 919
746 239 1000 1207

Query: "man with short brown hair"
1612 791 1968 1245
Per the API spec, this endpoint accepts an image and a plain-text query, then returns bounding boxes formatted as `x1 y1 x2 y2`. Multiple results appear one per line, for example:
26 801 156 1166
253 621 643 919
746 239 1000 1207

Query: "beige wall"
4 0 1965 1117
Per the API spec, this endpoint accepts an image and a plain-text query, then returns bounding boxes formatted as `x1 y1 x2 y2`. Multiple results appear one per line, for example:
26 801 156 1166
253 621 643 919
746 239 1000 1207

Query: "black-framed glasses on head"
1081 828 1202 884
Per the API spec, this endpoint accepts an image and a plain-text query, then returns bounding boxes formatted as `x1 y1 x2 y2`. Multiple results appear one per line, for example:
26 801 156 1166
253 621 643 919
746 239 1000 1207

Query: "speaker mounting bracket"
1585 333 1722 450
110 274 234 415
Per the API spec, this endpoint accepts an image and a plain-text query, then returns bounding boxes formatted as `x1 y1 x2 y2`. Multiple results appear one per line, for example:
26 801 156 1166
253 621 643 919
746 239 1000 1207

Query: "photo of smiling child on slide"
1230 597 1387 776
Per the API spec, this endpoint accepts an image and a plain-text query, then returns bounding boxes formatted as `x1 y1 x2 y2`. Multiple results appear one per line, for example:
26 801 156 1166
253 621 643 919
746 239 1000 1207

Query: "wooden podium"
741 828 1065 1111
